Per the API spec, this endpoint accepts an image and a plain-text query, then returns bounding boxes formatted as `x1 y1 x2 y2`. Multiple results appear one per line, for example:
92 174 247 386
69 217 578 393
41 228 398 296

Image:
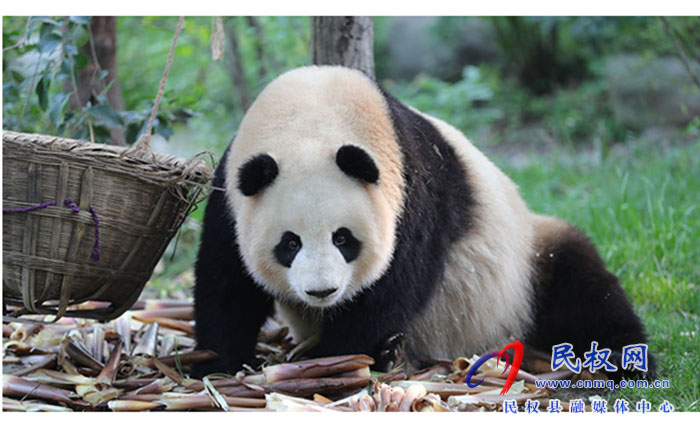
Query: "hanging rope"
132 16 185 153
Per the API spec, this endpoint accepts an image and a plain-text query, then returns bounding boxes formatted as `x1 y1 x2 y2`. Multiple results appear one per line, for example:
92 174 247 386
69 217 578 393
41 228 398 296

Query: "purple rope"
63 199 80 213
3 199 100 262
3 200 57 213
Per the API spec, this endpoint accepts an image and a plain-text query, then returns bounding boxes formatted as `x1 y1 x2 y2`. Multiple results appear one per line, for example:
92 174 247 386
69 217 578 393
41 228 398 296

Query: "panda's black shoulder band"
336 145 379 184
238 153 279 196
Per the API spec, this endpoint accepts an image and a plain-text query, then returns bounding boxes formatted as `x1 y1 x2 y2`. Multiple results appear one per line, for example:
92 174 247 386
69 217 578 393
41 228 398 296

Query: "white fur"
225 67 404 310
404 114 537 361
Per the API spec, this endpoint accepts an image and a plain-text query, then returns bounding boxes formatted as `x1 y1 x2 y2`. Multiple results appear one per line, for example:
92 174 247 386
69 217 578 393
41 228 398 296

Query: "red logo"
465 340 524 395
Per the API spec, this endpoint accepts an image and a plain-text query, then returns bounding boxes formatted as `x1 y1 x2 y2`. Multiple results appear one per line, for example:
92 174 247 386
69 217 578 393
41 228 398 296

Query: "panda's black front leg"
307 288 414 372
192 152 274 378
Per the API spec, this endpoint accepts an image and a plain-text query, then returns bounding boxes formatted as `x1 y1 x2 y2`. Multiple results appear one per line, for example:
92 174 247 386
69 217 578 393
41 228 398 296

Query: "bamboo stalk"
3 374 87 407
96 340 123 385
114 393 260 411
133 379 167 395
92 325 105 364
398 383 427 411
9 354 57 377
151 356 184 385
330 366 371 378
23 369 92 387
131 299 193 310
262 354 374 382
412 393 450 412
145 350 218 369
112 378 158 390
264 376 370 397
159 333 177 357
2 397 73 412
216 385 266 398
265 392 338 412
133 322 158 356
114 315 131 355
129 307 194 321
132 316 194 335
203 376 231 410
391 380 493 398
409 364 450 381
106 399 165 411
63 340 103 372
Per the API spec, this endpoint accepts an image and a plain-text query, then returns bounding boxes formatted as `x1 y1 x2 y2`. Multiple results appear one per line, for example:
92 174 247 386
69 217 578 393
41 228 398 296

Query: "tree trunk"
74 17 127 145
311 17 375 79
224 19 253 111
246 17 267 81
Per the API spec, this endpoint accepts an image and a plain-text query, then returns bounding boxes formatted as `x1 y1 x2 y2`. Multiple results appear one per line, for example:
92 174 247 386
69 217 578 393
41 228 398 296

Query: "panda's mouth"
302 287 341 307
305 288 338 299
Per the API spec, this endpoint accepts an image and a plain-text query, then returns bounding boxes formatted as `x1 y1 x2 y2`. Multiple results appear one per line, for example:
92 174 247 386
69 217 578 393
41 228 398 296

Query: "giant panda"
192 66 654 380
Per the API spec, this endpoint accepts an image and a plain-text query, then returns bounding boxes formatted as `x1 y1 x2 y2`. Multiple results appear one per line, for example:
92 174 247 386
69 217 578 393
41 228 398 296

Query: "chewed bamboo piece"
2 300 561 412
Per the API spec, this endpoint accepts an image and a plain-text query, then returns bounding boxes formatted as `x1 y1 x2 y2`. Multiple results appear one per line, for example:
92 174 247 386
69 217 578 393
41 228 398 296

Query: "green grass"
496 137 700 411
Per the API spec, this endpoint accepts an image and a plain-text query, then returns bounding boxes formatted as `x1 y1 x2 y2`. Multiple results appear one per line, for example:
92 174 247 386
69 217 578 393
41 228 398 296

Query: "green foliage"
483 66 629 147
115 16 309 152
4 17 87 135
232 16 310 95
2 16 188 142
386 66 503 139
489 17 590 94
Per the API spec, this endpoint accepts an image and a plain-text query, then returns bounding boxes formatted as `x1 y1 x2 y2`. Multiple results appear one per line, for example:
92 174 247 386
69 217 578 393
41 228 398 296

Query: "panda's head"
225 66 405 308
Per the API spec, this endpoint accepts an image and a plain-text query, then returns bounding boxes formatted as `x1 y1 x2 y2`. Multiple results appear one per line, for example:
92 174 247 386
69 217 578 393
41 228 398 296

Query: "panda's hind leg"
524 216 655 379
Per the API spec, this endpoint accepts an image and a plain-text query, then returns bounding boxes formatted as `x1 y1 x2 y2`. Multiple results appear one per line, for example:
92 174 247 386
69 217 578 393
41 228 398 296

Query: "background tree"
311 16 375 78
71 17 126 145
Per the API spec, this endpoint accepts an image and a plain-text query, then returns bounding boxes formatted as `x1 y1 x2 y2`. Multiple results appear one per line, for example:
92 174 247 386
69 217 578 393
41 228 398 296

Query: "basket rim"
3 130 214 187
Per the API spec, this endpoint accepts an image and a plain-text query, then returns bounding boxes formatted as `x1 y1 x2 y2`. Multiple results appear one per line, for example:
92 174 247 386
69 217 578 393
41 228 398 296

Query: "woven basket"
2 130 212 321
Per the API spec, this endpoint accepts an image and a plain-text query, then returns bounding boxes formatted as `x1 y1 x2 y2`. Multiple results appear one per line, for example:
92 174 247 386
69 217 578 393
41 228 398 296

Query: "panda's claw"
375 332 407 372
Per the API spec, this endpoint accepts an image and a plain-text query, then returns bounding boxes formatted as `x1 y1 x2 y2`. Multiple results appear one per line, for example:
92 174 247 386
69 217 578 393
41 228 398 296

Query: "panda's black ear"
238 154 279 196
336 145 379 184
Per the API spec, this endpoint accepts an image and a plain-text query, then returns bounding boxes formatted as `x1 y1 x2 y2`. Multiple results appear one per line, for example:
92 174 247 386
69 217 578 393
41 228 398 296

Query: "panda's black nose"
306 288 338 298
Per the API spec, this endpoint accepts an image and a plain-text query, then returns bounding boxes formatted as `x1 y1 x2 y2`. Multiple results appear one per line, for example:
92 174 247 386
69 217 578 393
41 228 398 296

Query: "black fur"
238 153 278 196
192 146 274 378
332 227 361 263
274 231 302 268
336 145 379 184
305 90 477 369
524 226 656 379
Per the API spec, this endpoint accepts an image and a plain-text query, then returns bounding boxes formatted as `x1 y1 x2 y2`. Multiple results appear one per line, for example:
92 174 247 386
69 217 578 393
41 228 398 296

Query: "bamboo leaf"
88 104 124 128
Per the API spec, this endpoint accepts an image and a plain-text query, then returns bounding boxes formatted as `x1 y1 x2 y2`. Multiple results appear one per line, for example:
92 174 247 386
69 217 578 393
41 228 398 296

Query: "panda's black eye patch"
333 227 361 263
274 231 301 268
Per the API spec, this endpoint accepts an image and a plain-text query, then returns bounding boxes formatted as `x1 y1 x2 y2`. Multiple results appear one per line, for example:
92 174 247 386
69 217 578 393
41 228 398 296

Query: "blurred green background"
3 16 699 410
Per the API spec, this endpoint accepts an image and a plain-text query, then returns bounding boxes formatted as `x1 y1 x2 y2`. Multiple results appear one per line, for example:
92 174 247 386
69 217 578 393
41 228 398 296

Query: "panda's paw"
374 332 407 373
190 359 233 380
608 350 657 380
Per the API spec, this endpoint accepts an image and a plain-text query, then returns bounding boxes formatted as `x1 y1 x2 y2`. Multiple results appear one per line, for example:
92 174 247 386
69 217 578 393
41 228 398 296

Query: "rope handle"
131 16 185 154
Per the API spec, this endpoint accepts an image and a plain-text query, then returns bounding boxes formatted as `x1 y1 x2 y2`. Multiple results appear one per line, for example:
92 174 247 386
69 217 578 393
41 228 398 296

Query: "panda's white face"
224 66 407 309
236 161 385 308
